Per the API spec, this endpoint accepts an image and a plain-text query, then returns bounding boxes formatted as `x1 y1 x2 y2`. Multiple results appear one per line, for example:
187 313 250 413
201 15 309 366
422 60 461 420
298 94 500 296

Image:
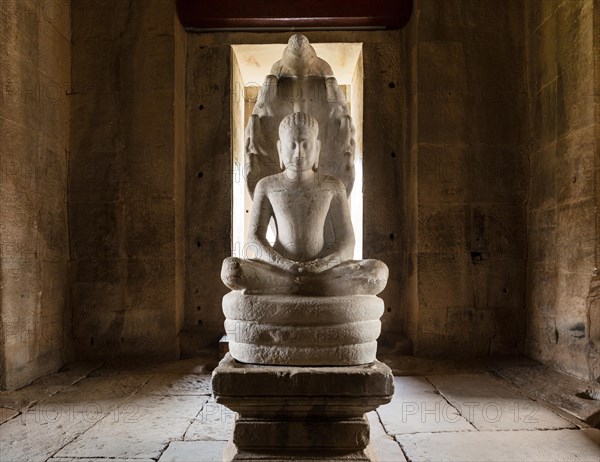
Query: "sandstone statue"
212 35 395 460
245 34 356 199
222 112 388 296
219 34 389 366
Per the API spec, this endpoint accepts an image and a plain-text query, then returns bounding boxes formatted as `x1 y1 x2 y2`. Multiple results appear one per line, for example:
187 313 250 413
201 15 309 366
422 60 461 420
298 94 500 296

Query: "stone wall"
0 0 71 389
525 0 599 380
2 0 596 382
69 0 186 360
183 31 415 356
410 0 529 356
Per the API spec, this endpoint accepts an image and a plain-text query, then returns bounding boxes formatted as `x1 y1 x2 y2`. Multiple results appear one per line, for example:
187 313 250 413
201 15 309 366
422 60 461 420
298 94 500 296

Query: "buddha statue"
219 34 389 367
212 35 395 462
221 112 388 297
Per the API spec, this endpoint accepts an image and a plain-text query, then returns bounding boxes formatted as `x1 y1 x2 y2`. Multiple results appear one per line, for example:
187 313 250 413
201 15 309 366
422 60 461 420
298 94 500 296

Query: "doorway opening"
230 42 364 259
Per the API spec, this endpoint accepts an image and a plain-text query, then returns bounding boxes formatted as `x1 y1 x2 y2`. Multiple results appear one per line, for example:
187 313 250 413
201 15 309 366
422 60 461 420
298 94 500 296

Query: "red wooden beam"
176 0 413 30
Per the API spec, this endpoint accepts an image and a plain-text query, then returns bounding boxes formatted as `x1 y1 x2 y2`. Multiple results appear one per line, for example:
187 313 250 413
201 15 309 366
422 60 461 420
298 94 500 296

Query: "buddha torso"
262 173 340 262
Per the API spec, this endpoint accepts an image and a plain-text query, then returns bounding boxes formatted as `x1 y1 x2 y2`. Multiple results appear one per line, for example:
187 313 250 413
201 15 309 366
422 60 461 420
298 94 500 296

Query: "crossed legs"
221 257 388 296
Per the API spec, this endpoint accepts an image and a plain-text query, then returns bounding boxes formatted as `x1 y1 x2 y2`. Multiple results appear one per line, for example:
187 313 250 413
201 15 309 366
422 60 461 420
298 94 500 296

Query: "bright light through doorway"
231 42 363 260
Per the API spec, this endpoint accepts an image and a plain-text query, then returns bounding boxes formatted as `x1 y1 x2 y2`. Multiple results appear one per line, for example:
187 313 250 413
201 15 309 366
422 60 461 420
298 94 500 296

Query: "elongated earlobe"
277 140 285 170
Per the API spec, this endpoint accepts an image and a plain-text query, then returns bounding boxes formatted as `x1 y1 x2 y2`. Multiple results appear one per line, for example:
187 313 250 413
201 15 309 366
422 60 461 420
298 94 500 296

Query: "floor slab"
379 356 489 376
138 373 212 396
89 356 218 376
397 428 600 462
367 411 407 462
428 373 575 431
0 410 99 462
490 363 600 425
54 414 195 459
1 356 597 462
53 393 208 459
185 397 235 441
0 407 19 424
377 376 475 435
50 459 154 462
29 375 151 417
159 441 228 461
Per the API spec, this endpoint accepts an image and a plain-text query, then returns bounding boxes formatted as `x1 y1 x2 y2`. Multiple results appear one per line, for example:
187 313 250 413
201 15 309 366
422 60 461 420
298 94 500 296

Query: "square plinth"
211 354 394 460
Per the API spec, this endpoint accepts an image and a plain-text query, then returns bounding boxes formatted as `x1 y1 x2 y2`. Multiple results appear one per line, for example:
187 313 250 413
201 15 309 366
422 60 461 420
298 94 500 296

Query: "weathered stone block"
490 307 526 354
526 262 557 318
465 41 525 87
38 17 70 82
212 354 393 460
417 252 474 309
529 12 557 93
119 309 179 359
556 127 595 205
471 258 526 309
556 71 594 139
0 4 70 386
556 270 592 321
445 306 495 355
418 92 467 145
470 144 527 205
420 0 524 46
417 144 469 204
417 41 467 90
532 80 558 150
418 205 468 253
121 146 175 201
212 355 393 399
556 0 594 132
37 80 69 146
529 144 557 211
555 198 595 273
70 259 121 285
69 146 120 202
417 306 494 357
69 202 120 260
123 200 175 259
233 418 369 452
74 308 127 358
474 100 525 147
126 259 176 312
470 204 526 258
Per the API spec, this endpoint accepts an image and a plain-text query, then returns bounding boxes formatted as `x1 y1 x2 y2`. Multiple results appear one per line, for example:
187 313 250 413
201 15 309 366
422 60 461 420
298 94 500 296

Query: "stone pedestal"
223 292 384 366
211 353 394 461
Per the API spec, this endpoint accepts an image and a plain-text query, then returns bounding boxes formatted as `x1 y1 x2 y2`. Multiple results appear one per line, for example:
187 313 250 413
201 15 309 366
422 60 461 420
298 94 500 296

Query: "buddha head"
277 112 320 172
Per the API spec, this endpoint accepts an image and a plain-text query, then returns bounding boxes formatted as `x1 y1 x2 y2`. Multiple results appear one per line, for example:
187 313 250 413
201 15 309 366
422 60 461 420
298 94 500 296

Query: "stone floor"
0 356 598 462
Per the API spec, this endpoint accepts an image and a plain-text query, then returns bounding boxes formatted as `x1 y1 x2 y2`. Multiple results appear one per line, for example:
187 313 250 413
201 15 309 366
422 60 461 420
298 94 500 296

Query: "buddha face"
277 125 320 172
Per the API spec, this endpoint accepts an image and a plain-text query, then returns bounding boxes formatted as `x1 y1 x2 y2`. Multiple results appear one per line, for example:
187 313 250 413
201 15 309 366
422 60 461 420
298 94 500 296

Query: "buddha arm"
247 179 298 273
